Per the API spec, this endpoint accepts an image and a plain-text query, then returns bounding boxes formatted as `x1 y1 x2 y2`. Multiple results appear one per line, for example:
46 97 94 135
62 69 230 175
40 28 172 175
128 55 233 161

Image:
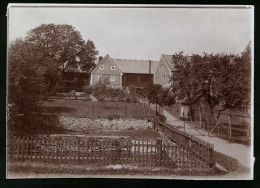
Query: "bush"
156 114 166 122
83 85 93 94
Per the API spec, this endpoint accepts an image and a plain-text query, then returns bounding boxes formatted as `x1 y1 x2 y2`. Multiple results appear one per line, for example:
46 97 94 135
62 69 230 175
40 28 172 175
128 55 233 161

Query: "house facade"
90 55 158 88
179 94 218 126
62 64 90 92
154 54 174 87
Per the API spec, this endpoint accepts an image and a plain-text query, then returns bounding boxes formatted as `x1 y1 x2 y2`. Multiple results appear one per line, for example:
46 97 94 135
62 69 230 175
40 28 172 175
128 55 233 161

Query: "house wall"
91 56 122 87
180 97 217 125
62 72 89 91
91 74 121 87
154 56 171 86
122 73 153 88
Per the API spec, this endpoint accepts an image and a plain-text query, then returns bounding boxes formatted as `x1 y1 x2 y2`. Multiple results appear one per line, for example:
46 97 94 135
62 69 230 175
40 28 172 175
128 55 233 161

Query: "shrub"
83 85 93 94
157 114 166 122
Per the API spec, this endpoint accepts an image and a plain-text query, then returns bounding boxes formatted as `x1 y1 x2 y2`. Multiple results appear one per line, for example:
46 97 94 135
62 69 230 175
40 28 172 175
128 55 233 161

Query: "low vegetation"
83 76 135 102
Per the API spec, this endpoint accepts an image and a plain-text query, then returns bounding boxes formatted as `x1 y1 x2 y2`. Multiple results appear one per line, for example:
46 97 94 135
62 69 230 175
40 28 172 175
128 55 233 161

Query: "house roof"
63 63 87 73
112 58 158 74
161 54 193 71
161 54 174 70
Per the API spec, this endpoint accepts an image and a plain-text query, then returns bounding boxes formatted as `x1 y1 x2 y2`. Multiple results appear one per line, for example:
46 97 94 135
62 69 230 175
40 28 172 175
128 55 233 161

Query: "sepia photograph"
6 4 254 180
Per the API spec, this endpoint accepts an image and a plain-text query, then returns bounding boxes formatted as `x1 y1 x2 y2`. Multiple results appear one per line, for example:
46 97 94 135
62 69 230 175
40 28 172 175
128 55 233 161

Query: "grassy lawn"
8 98 248 177
85 130 168 141
36 99 155 119
7 161 216 178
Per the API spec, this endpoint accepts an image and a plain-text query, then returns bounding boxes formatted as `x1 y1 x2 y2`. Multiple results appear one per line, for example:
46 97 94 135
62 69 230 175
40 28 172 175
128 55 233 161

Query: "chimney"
99 56 103 62
149 60 151 74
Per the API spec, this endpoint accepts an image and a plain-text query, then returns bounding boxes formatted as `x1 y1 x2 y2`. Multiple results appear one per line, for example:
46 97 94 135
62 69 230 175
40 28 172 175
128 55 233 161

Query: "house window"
110 76 115 81
100 65 104 70
111 66 115 70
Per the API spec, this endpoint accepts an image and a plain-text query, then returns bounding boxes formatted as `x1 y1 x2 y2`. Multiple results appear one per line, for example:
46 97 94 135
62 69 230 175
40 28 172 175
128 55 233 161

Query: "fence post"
92 104 95 117
228 111 232 138
153 116 156 130
125 105 127 118
199 108 202 128
143 102 146 120
156 138 162 166
156 117 159 131
209 144 214 168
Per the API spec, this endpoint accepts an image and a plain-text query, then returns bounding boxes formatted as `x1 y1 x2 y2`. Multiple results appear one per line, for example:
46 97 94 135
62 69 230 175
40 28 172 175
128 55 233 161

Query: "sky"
8 5 254 61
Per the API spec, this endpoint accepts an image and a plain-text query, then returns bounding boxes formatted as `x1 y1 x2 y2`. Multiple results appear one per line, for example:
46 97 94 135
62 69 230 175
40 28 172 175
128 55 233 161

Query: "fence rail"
48 96 90 100
154 117 214 167
7 135 211 169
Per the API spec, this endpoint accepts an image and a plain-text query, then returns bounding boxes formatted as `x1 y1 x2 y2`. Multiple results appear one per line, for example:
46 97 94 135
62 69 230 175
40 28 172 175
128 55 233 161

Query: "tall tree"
25 24 98 72
170 52 202 120
8 24 99 112
170 45 251 122
145 84 175 115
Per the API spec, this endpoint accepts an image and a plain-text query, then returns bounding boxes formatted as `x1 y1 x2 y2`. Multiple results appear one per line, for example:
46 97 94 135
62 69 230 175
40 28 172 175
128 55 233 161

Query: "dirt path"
90 94 98 101
163 110 253 171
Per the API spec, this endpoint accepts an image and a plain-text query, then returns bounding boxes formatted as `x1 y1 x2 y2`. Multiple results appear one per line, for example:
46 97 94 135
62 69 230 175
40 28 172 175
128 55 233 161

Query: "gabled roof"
112 58 158 74
161 54 192 71
64 64 87 73
60 62 88 73
161 54 174 71
92 54 158 74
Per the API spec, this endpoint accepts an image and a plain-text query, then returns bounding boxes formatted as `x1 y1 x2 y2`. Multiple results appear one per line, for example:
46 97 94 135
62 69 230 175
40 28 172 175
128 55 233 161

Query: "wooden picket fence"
154 118 214 168
48 96 90 100
7 135 211 169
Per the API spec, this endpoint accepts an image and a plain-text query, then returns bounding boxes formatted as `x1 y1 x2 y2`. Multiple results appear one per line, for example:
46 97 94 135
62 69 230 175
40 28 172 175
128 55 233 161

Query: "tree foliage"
25 24 98 72
8 24 99 112
169 42 251 120
144 84 175 114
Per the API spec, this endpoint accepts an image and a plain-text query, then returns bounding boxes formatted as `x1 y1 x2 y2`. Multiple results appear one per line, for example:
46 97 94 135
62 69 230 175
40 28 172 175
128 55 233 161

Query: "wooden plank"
78 138 81 164
146 141 149 167
46 137 50 163
33 136 38 162
21 136 25 161
51 137 54 163
102 139 105 165
41 138 45 162
16 136 20 161
142 141 144 166
73 138 76 164
69 138 72 164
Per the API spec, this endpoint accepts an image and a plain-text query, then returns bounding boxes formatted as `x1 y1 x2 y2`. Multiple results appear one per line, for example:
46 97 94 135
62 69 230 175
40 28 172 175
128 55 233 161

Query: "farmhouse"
62 64 90 92
90 54 158 88
179 94 218 123
154 54 174 87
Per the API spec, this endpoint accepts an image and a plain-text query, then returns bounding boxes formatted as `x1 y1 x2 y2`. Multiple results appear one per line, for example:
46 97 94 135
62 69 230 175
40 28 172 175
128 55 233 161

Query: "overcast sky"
8 5 253 61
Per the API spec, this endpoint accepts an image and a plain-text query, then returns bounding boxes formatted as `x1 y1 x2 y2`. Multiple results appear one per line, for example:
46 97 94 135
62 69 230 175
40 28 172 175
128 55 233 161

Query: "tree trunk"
189 104 193 121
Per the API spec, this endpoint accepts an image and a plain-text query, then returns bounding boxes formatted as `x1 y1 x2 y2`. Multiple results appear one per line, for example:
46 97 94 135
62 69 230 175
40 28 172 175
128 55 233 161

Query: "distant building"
90 54 158 88
179 94 217 123
62 64 90 92
154 54 174 88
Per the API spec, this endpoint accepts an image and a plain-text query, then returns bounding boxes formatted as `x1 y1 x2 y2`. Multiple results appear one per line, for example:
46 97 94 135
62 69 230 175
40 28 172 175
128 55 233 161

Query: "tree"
8 39 51 111
145 84 175 115
170 52 202 120
215 43 251 116
25 24 98 73
170 45 251 123
8 24 99 112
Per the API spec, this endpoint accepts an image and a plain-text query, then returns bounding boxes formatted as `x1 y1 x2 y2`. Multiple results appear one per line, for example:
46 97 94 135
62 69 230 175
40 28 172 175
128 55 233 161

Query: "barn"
90 54 158 88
